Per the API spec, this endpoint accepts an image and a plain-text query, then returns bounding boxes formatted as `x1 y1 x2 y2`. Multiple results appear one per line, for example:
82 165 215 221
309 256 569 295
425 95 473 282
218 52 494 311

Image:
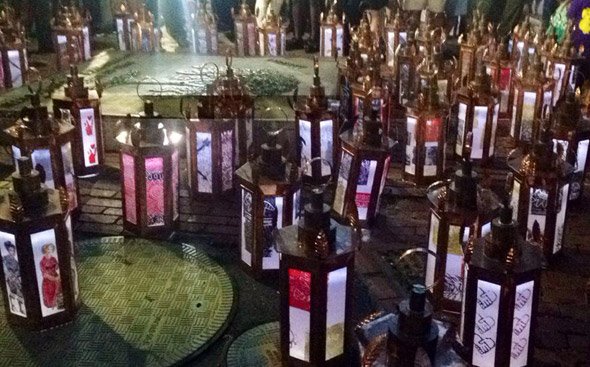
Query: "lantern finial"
314 230 330 259
313 56 320 87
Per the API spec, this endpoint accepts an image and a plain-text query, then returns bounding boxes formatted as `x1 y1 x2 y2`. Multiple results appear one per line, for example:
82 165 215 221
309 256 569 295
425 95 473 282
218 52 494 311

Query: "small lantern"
538 29 556 71
425 136 500 313
190 0 218 55
455 62 500 163
507 126 573 261
0 156 79 329
295 58 338 185
404 56 446 185
354 15 375 61
275 187 359 366
431 41 455 106
51 5 91 70
485 40 514 119
52 65 104 178
4 88 79 217
116 101 182 237
510 19 535 75
336 38 364 129
547 27 581 106
129 4 161 52
232 0 257 57
257 10 286 57
394 30 420 107
235 131 300 276
456 26 481 88
333 110 394 227
319 3 344 59
0 4 27 89
510 54 554 147
457 182 543 366
384 10 407 68
112 0 134 51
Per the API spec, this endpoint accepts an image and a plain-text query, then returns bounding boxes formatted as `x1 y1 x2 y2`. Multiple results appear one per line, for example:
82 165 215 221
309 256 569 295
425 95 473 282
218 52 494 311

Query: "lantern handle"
302 156 334 183
199 62 220 84
394 247 442 292
260 105 289 123
136 76 162 101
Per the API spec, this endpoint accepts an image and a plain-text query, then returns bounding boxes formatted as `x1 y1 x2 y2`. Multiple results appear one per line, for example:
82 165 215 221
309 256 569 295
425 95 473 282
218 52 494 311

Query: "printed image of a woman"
40 244 62 310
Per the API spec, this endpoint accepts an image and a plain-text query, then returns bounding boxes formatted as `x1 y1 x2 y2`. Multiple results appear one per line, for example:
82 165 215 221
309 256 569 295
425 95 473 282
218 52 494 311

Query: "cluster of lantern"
51 5 91 70
190 0 218 55
0 3 27 89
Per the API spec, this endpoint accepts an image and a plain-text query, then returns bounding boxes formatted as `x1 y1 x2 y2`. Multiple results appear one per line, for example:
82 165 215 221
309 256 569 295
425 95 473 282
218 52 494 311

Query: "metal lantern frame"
319 4 344 59
232 0 257 57
51 6 91 70
257 10 286 57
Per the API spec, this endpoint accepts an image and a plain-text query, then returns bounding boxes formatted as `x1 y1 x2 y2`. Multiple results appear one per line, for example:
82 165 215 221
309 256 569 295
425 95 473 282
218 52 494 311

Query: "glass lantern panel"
490 104 499 157
425 212 439 288
445 225 465 302
56 35 67 66
292 189 301 223
511 179 521 221
172 150 179 220
520 92 537 142
424 118 442 176
553 63 566 105
11 146 20 172
221 130 234 191
571 139 589 200
196 132 213 193
437 79 448 104
542 90 553 115
568 65 577 90
122 154 137 224
326 267 347 361
473 280 502 365
510 280 535 367
323 27 333 57
515 41 525 72
0 231 26 317
553 184 569 254
459 264 468 341
300 120 312 172
268 32 278 56
336 25 344 57
116 18 126 50
481 222 492 237
320 120 334 177
456 103 468 156
460 50 472 82
31 149 55 189
241 189 254 266
247 23 257 56
145 157 165 227
258 32 265 56
31 229 65 317
61 143 78 211
333 151 353 216
386 31 396 67
65 216 79 303
82 26 91 59
356 160 378 220
262 196 284 270
289 268 311 362
7 50 23 88
399 63 410 104
405 117 417 174
80 108 99 168
577 139 589 173
499 67 512 114
472 106 488 159
552 139 569 161
375 156 391 212
510 88 519 138
526 188 548 244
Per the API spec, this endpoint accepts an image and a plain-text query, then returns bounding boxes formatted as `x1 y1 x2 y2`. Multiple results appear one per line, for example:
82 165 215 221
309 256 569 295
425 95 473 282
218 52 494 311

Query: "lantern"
333 110 394 227
4 89 79 217
0 156 79 330
295 58 338 185
551 89 590 202
235 132 300 276
547 27 581 106
112 0 134 51
510 54 554 147
456 25 481 88
336 38 364 130
485 40 514 119
232 0 257 57
257 10 286 57
426 137 500 313
431 41 455 106
457 183 543 367
455 63 500 163
50 5 91 70
129 5 160 53
275 187 359 366
507 127 574 261
319 3 344 59
394 30 420 107
538 30 556 71
510 19 535 76
384 10 407 68
116 101 182 237
0 4 27 89
52 65 104 178
189 0 218 55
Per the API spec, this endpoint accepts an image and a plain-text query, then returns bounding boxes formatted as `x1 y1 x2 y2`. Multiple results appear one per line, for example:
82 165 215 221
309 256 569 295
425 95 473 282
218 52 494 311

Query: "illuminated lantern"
336 38 364 129
547 27 581 106
235 132 300 276
457 181 543 367
0 156 79 329
334 110 394 227
485 40 514 119
455 63 500 163
510 19 535 75
275 187 360 366
232 0 257 57
538 29 556 71
384 10 407 68
319 3 344 59
507 126 574 261
52 65 104 178
456 25 481 88
0 4 28 89
189 0 218 55
129 4 161 52
426 136 500 313
295 58 338 185
51 5 91 70
116 101 182 237
4 89 79 217
551 89 590 202
257 10 286 57
431 40 455 106
510 54 554 147
394 30 420 107
112 0 134 51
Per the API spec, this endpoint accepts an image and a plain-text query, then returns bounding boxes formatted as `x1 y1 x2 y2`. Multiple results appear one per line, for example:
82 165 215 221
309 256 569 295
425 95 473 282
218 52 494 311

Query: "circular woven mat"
0 236 235 366
226 322 282 367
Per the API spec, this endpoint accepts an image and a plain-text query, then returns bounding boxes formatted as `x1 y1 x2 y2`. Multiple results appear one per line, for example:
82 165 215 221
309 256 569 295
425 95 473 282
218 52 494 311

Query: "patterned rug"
0 236 235 366
226 322 282 367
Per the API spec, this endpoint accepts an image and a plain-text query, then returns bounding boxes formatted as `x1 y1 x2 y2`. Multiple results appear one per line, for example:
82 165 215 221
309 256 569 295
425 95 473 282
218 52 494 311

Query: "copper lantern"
190 0 218 55
0 4 27 89
51 5 91 70
257 10 286 57
112 0 134 51
232 0 257 57
319 3 344 59
129 4 161 52
485 40 514 119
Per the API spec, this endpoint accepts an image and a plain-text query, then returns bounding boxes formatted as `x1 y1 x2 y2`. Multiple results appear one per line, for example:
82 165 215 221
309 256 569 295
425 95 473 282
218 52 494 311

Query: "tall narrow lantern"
485 40 514 119
116 101 182 237
0 157 79 329
235 132 300 276
394 30 419 107
319 3 344 59
0 4 27 89
232 0 257 57
190 0 218 55
257 10 286 57
52 66 104 177
456 26 481 88
384 10 407 68
51 5 91 70
130 4 160 52
547 27 580 106
336 39 364 130
112 0 134 51
275 187 359 366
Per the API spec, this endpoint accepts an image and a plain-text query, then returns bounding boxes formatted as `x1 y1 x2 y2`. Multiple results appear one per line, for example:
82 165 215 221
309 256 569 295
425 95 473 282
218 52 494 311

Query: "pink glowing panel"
145 157 165 227
172 150 179 220
7 50 22 87
80 108 99 168
123 154 137 224
289 268 311 361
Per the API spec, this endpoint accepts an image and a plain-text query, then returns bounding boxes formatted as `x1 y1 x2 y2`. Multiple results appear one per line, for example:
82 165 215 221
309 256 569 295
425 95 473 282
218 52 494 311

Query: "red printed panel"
80 108 98 167
289 268 311 311
424 118 442 142
499 67 512 91
145 157 165 227
123 154 136 224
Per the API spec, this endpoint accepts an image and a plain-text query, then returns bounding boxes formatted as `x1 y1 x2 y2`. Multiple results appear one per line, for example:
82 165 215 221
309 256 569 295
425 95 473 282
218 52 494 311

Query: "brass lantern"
112 0 135 51
507 126 574 261
257 9 286 57
52 65 104 178
510 18 535 75
394 30 420 107
0 4 27 89
485 40 514 119
547 26 581 106
384 9 408 68
320 2 344 59
51 5 91 70
456 22 482 88
232 0 257 57
190 0 218 55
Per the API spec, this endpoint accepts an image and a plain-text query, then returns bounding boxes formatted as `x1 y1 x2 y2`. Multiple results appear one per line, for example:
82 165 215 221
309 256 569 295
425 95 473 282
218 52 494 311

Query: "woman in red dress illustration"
40 244 62 309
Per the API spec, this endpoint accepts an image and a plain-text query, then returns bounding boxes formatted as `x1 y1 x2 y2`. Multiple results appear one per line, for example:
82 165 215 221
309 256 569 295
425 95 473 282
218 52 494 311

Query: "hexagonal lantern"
456 22 481 88
394 30 420 107
353 14 376 61
384 9 408 68
455 63 500 164
296 58 338 185
507 126 574 261
456 183 543 367
235 132 300 276
551 90 590 202
189 0 218 55
510 18 535 75
319 3 344 59
129 4 160 52
431 40 455 107
510 54 554 148
52 66 104 178
425 137 500 314
275 187 360 366
333 110 394 227
257 10 286 57
0 156 79 330
232 0 257 57
0 4 27 89
547 27 581 106
336 38 364 130
4 90 79 217
485 40 514 119
112 0 134 51
116 101 182 238
50 5 91 70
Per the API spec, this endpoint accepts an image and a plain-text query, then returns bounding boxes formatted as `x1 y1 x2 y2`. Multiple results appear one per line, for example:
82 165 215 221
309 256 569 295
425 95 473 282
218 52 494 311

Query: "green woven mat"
226 322 281 367
0 236 235 367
